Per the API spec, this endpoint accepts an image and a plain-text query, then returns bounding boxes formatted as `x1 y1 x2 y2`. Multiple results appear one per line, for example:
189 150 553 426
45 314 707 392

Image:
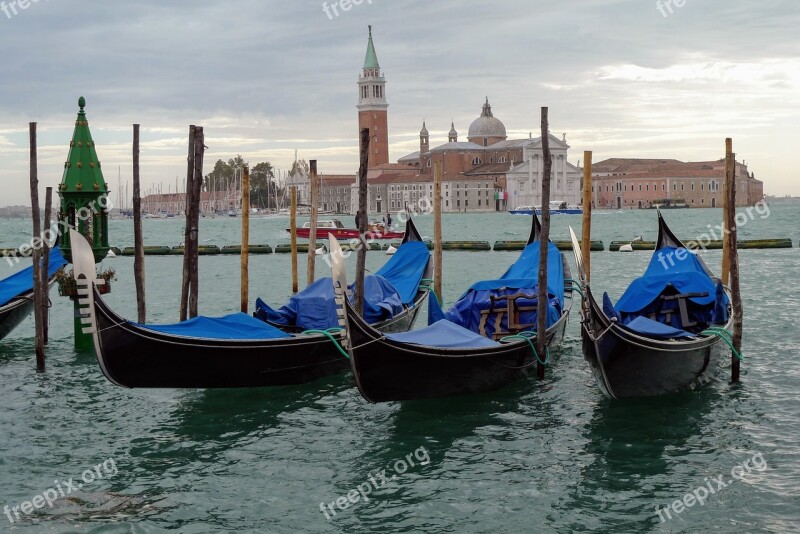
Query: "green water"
0 206 798 532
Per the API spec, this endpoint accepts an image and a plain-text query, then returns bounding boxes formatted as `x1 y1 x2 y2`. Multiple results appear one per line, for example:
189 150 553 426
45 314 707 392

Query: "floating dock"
4 238 793 259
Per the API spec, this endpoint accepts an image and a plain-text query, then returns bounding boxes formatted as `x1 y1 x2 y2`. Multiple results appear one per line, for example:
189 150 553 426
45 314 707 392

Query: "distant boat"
287 219 404 240
618 236 644 252
510 201 582 215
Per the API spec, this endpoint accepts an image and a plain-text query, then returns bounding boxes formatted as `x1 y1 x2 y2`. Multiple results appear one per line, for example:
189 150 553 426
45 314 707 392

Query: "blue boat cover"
386 319 499 348
0 247 68 307
616 247 720 313
256 275 403 330
374 241 429 303
499 241 565 307
610 246 729 331
255 240 428 330
622 316 695 339
429 241 564 338
134 312 291 340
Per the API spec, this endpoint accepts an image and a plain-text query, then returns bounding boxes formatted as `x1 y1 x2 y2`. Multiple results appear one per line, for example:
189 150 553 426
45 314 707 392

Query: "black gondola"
69 219 431 388
0 247 67 341
329 213 573 402
569 212 733 398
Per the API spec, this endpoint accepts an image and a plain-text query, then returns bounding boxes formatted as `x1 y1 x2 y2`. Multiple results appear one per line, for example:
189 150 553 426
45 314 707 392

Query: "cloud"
0 0 798 205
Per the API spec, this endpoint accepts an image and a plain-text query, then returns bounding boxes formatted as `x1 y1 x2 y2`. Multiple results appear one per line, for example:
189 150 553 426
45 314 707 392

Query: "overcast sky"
0 0 797 206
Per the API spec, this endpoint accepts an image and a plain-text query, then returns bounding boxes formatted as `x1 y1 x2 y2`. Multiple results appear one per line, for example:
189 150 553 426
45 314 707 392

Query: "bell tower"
357 26 389 167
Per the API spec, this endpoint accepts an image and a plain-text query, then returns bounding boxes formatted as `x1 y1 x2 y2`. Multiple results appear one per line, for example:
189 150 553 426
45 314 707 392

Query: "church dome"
467 98 506 140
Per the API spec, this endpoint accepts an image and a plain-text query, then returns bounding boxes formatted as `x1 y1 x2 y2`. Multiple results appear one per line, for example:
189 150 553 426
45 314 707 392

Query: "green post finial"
58 95 110 263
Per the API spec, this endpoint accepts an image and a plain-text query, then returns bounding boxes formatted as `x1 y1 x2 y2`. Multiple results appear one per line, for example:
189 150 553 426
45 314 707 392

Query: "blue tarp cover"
429 241 564 337
622 316 695 339
0 247 68 307
255 240 428 330
608 246 729 331
134 312 291 340
256 275 403 330
615 246 720 313
498 241 565 307
386 319 499 349
375 241 429 303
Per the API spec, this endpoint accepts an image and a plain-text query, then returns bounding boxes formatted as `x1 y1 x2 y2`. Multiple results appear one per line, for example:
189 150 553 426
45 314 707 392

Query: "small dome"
468 97 506 140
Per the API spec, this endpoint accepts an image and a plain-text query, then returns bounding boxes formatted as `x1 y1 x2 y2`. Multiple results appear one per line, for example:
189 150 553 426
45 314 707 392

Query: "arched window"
472 157 482 165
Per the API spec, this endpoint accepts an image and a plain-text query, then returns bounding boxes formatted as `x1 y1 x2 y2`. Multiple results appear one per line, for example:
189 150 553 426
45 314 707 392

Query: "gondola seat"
620 316 696 339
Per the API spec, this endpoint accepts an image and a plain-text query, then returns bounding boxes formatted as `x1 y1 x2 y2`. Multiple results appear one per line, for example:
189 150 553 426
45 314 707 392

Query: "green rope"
564 278 585 298
701 327 743 361
500 332 550 366
301 327 350 359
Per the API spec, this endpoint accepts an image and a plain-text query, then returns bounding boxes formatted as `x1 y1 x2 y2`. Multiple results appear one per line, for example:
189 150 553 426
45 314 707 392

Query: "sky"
0 0 798 206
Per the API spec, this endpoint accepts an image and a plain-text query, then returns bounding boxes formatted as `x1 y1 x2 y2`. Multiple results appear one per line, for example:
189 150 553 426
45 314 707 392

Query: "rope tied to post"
701 326 743 361
300 327 350 359
500 331 550 366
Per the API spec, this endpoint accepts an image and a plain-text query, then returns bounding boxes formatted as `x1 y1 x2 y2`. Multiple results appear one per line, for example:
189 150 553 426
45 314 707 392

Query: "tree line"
203 155 309 210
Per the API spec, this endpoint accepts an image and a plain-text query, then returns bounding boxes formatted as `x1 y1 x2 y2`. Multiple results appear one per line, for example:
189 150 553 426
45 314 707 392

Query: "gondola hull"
580 289 727 398
68 219 430 389
345 297 570 402
0 297 34 341
568 216 733 400
331 222 574 402
0 275 61 341
90 286 427 388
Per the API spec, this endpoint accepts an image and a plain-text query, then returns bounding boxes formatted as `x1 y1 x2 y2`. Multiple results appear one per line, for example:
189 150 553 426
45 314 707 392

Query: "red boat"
288 219 404 240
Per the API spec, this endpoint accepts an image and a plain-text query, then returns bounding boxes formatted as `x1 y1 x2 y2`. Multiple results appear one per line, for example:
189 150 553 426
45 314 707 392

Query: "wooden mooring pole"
41 187 52 344
133 124 146 323
536 108 552 380
581 151 593 283
188 127 204 318
241 165 250 313
725 138 743 382
307 160 319 286
433 161 443 305
290 186 299 293
29 122 45 371
180 125 197 321
721 142 731 287
353 128 370 314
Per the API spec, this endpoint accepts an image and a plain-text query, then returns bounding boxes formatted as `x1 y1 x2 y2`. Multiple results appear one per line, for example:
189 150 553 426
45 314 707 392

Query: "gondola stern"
526 211 542 245
656 210 687 250
401 217 423 244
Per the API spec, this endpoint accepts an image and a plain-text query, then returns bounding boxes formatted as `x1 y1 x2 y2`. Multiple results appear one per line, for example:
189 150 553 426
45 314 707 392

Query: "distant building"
306 29 765 216
394 100 582 211
591 158 764 209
